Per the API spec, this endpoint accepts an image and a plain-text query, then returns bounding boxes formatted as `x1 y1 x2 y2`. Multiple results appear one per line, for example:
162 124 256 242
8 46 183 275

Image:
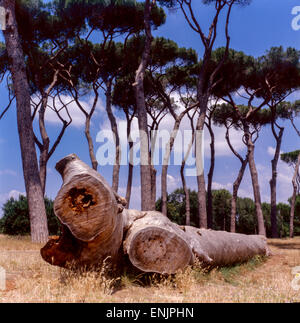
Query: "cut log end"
127 226 192 274
54 173 118 242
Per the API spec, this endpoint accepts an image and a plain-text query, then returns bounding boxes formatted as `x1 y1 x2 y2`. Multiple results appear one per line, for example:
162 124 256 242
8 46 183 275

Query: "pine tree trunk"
244 125 266 236
105 80 120 192
151 165 157 209
161 126 180 215
181 164 191 226
133 0 152 211
125 117 134 207
85 114 98 171
38 95 50 195
206 121 215 229
2 0 49 243
290 152 300 238
195 95 208 228
269 125 283 238
230 158 248 232
39 151 48 196
181 114 196 226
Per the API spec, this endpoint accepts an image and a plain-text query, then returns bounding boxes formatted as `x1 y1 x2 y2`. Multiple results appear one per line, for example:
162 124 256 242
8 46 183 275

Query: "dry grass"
0 234 300 303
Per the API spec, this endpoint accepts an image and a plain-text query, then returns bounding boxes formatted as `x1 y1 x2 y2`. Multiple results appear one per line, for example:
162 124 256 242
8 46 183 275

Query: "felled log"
41 154 270 273
122 210 194 274
183 226 270 267
122 210 269 273
41 154 126 267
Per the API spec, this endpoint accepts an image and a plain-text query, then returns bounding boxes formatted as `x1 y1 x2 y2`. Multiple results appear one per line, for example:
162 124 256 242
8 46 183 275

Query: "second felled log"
122 210 269 274
183 226 270 266
122 210 194 274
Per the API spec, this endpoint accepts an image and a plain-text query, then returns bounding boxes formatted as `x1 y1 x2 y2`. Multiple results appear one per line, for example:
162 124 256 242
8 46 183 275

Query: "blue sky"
0 0 300 213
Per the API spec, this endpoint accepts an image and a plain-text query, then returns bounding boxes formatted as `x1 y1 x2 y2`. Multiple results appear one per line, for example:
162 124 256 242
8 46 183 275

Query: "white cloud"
0 190 26 217
204 125 245 158
118 185 141 210
267 146 275 156
167 174 180 190
0 169 17 176
250 158 294 204
267 146 283 157
31 94 105 128
211 181 232 191
0 190 25 204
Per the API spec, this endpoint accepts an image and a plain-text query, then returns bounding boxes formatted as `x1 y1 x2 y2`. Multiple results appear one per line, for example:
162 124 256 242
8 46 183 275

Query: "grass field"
0 234 300 303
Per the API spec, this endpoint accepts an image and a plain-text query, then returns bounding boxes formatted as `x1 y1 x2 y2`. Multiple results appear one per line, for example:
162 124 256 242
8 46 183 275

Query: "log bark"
122 210 269 273
41 154 125 267
183 226 269 267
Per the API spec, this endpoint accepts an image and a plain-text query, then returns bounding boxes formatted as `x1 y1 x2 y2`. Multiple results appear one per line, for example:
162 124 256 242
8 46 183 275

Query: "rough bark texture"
181 111 196 226
181 162 191 226
269 123 284 238
2 0 49 243
161 106 195 215
196 105 207 228
41 154 125 267
133 0 153 211
206 119 215 229
38 95 50 195
105 80 120 192
41 154 270 273
161 128 178 216
125 121 134 207
195 91 209 228
183 226 269 266
85 114 98 171
150 165 157 210
225 127 249 233
231 158 248 232
244 125 266 236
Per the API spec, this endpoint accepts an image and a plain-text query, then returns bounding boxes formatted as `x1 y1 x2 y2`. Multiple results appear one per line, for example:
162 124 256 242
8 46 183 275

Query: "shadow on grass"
267 242 300 250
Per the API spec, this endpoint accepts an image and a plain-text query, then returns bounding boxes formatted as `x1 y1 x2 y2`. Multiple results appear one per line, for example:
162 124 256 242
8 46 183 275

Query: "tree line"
0 0 299 242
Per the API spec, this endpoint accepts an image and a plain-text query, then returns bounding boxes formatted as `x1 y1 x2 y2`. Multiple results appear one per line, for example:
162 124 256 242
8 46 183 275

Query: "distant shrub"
0 195 60 235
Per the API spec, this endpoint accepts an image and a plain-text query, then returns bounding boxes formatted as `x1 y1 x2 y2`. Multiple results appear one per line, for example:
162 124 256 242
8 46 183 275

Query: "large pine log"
183 226 270 267
41 154 126 267
41 154 270 273
123 211 269 273
122 210 194 274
